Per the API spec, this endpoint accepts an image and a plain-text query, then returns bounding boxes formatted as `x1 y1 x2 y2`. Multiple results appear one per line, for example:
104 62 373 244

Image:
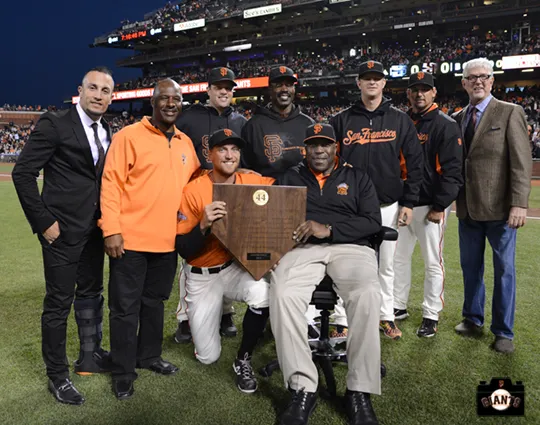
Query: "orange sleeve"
176 188 203 235
262 176 276 185
99 130 133 237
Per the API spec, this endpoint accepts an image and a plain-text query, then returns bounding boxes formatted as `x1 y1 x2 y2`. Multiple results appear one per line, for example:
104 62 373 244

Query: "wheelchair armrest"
369 226 398 251
381 226 398 241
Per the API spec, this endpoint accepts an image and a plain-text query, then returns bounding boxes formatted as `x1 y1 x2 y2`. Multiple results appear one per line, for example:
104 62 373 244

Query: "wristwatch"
325 224 333 237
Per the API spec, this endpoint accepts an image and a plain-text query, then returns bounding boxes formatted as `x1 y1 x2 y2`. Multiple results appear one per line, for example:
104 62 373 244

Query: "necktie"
91 122 105 175
464 106 477 152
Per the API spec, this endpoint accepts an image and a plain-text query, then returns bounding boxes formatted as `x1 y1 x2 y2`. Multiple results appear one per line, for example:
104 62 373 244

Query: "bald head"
152 78 182 100
151 78 183 133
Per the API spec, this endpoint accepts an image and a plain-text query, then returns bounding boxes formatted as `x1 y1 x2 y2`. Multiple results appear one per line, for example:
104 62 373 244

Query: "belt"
190 259 234 275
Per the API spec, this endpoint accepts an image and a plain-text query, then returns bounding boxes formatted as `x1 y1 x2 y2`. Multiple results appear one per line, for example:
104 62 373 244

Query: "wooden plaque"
212 184 307 280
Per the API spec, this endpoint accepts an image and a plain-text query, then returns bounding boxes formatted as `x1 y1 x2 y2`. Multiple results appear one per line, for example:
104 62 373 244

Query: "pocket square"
490 126 501 131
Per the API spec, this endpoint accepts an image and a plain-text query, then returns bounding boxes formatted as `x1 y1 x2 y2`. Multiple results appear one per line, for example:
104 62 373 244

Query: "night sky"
3 1 167 107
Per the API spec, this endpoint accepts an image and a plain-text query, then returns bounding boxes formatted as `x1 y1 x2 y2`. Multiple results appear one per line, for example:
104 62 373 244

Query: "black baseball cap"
269 66 298 84
358 60 385 78
208 128 245 149
304 123 337 144
408 71 435 88
208 67 237 86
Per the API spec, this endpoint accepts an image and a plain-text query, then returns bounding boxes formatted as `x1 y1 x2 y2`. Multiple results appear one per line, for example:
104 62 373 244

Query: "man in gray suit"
452 58 532 353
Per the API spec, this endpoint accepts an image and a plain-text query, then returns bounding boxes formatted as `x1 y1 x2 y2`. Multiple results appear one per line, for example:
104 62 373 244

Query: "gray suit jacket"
452 97 531 221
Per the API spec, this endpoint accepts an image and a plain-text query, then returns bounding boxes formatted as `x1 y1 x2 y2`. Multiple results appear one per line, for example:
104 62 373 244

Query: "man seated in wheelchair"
272 123 382 425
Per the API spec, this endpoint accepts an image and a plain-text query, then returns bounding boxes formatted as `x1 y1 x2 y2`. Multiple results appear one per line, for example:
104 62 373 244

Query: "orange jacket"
99 116 200 252
177 173 275 267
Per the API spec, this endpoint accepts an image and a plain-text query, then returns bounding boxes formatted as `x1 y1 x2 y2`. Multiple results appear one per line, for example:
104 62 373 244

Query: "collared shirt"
463 94 493 132
76 102 110 165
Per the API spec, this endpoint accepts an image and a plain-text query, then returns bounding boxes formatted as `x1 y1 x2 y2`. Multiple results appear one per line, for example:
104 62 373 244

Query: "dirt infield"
0 173 14 181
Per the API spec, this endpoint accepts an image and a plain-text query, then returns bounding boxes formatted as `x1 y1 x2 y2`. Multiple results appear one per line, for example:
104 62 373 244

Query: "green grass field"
0 179 538 425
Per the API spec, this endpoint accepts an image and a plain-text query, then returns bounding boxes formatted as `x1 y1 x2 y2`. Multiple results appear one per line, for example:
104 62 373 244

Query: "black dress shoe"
113 380 134 400
144 358 179 375
344 390 379 425
48 378 85 405
279 389 317 425
220 313 238 337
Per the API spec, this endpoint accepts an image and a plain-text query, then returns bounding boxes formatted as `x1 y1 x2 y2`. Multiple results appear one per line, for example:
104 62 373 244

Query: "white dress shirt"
76 102 110 165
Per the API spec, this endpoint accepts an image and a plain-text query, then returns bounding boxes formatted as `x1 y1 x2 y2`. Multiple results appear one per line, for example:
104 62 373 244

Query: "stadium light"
522 69 534 72
223 43 252 52
493 71 505 74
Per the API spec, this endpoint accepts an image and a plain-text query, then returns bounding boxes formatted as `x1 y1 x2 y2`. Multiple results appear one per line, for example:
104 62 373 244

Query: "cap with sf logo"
269 66 298 84
358 60 385 78
408 71 435 88
208 67 237 86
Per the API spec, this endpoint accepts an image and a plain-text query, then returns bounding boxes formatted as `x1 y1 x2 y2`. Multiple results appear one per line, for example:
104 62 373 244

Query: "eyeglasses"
463 74 492 82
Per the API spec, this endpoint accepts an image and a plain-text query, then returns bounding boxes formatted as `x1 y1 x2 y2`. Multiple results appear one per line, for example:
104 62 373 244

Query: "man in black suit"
12 67 115 405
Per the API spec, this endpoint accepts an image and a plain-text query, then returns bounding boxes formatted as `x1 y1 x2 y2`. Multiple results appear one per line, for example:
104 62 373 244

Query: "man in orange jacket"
99 79 200 400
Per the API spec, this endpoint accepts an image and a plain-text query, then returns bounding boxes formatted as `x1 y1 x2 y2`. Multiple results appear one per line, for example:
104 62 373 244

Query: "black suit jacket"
12 107 111 245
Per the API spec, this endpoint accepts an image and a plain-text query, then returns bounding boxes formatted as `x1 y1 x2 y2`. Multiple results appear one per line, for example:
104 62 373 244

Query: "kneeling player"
176 129 274 393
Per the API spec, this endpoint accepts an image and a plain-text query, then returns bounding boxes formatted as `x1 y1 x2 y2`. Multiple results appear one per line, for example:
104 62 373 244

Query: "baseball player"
330 60 423 340
175 128 274 393
241 66 315 178
174 67 246 343
393 72 463 337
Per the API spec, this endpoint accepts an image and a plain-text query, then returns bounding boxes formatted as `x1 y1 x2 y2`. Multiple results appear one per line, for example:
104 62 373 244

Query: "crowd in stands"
521 33 540 55
0 123 33 159
3 85 539 158
0 104 56 112
116 0 297 36
115 30 539 90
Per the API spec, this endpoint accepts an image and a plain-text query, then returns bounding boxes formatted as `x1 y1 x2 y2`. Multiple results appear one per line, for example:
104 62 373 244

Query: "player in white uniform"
393 72 463 337
174 67 246 343
175 129 275 393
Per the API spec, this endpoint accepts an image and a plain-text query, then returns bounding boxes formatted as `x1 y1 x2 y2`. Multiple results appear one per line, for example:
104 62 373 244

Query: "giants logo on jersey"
201 135 212 163
342 128 397 145
264 135 306 162
418 133 429 144
264 135 284 163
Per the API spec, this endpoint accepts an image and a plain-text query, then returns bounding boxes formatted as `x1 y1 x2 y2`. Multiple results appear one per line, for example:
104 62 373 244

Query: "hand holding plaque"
211 184 307 280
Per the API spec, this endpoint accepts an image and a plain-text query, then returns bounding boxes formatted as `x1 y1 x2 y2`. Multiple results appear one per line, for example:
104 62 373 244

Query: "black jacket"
176 104 247 169
408 104 464 210
241 104 315 177
12 107 110 244
330 97 423 208
277 159 381 246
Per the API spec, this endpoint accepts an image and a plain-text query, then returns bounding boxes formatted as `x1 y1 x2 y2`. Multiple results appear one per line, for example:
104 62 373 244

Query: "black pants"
108 250 177 381
40 223 104 381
